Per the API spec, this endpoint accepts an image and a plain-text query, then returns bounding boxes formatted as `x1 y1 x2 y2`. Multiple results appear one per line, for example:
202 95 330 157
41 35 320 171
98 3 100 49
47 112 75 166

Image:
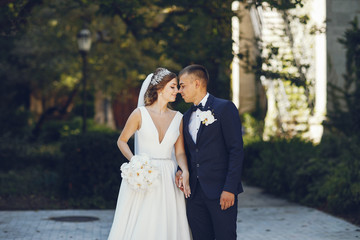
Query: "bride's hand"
181 171 191 198
175 170 184 192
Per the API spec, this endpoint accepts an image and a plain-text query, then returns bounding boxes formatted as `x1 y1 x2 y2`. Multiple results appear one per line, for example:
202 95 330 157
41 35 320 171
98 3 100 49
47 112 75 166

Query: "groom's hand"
220 191 235 210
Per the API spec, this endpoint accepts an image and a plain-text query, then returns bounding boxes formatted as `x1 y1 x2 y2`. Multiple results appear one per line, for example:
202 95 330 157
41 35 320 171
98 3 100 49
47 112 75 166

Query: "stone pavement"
0 185 359 240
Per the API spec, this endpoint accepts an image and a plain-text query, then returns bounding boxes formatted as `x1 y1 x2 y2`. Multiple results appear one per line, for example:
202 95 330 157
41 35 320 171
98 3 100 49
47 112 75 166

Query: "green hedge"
0 167 60 196
243 135 360 215
0 136 61 171
244 138 316 198
60 132 130 208
4 127 358 213
310 135 360 213
0 131 131 209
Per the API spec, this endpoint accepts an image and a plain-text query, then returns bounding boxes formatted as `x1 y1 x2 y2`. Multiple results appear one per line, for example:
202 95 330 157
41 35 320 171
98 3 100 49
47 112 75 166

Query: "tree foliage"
0 0 305 137
327 17 360 136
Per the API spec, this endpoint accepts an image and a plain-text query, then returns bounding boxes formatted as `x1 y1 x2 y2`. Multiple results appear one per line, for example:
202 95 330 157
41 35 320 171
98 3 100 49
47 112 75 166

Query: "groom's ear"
195 79 201 88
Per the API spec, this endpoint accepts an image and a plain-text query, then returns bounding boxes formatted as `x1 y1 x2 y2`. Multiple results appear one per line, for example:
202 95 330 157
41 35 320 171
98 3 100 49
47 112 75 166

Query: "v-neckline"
143 107 178 144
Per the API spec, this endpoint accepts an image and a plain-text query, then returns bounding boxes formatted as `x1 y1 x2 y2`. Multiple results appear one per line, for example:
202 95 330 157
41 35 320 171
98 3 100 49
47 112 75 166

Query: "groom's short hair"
179 64 209 86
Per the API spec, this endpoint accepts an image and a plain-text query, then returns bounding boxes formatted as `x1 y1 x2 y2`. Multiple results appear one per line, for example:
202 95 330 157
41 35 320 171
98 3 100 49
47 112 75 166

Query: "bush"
0 135 61 171
0 108 30 137
40 117 115 142
0 130 130 209
311 135 360 213
243 135 360 218
244 137 316 197
0 137 30 171
0 167 60 197
60 131 130 208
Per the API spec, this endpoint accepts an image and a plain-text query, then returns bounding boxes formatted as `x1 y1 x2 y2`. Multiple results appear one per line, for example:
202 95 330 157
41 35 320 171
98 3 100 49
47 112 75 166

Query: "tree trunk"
31 84 80 138
94 90 116 130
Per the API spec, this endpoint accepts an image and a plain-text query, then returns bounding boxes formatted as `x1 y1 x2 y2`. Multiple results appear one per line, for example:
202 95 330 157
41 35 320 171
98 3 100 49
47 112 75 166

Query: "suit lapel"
196 94 215 145
183 110 195 146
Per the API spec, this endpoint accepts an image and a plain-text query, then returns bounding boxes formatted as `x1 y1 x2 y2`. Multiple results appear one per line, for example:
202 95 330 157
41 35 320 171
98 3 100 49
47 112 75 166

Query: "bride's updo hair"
144 68 177 106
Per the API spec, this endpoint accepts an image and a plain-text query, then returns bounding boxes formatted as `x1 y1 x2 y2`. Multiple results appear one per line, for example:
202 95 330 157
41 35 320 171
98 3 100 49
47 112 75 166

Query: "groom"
177 64 244 240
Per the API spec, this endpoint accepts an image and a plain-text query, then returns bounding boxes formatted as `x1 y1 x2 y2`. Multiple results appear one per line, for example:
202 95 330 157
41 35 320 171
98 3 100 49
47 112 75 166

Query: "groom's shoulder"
212 96 236 109
213 96 228 104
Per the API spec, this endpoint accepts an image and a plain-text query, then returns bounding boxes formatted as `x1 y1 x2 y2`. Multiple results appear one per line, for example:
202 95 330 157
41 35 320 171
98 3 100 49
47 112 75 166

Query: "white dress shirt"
189 93 209 143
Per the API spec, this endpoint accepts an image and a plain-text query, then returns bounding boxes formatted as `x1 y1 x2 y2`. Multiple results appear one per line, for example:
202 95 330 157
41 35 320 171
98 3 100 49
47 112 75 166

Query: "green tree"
4 0 179 137
0 0 305 137
327 17 360 136
0 0 43 136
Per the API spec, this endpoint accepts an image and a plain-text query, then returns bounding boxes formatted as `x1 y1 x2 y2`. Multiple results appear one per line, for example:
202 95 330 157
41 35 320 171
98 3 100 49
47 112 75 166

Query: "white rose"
120 153 160 191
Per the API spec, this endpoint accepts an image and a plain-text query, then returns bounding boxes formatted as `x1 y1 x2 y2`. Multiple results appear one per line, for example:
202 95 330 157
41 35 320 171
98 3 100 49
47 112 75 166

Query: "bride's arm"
117 108 141 161
174 119 191 198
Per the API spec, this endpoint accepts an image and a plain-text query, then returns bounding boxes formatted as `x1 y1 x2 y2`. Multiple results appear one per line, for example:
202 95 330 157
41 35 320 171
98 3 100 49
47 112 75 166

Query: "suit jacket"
183 94 244 200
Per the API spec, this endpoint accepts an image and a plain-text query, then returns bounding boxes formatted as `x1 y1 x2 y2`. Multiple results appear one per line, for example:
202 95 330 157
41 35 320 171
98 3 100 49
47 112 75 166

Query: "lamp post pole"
81 50 88 134
77 28 91 134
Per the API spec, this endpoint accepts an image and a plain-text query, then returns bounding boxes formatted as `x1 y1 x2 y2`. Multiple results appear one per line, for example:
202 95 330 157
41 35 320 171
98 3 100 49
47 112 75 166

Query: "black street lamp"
77 28 92 134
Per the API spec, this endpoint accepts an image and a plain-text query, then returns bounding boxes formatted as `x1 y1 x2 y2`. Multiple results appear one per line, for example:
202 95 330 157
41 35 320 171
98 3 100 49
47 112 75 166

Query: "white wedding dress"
108 106 191 240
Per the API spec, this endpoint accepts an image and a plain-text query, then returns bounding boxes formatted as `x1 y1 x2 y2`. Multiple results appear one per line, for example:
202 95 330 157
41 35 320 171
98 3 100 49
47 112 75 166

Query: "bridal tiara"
150 68 171 85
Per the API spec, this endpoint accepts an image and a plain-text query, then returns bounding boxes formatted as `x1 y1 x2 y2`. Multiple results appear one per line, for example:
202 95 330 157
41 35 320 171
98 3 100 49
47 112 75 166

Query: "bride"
107 68 192 240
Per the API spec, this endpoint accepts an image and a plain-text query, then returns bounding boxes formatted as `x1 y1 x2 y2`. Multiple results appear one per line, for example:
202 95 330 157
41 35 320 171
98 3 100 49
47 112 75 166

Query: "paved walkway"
1 185 359 240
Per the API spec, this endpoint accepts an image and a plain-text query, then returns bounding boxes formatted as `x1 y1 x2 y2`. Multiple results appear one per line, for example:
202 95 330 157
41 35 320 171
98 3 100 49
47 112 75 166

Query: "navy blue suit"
183 94 244 240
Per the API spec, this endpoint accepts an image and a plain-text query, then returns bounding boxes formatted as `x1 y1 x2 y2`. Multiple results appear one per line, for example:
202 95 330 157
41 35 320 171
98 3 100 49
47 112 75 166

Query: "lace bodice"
135 106 182 159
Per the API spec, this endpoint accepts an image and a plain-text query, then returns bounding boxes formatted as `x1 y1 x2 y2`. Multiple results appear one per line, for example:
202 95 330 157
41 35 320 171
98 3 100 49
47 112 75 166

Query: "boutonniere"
199 110 217 126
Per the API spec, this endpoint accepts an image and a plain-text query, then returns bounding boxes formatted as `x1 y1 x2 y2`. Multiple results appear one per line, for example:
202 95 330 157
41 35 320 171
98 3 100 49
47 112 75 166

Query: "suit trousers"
186 182 238 240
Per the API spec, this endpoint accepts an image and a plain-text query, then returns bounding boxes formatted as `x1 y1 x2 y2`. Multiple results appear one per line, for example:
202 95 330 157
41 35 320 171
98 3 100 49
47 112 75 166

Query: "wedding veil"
134 73 153 153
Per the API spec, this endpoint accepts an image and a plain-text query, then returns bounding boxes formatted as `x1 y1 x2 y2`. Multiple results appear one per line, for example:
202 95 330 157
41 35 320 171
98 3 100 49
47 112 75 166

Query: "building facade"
232 0 360 142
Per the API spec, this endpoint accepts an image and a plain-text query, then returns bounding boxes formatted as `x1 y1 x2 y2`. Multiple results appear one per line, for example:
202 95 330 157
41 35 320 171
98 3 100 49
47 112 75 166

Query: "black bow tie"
191 103 204 112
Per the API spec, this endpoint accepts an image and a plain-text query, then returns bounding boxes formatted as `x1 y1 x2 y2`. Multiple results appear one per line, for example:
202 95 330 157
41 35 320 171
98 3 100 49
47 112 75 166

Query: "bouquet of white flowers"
120 154 160 191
